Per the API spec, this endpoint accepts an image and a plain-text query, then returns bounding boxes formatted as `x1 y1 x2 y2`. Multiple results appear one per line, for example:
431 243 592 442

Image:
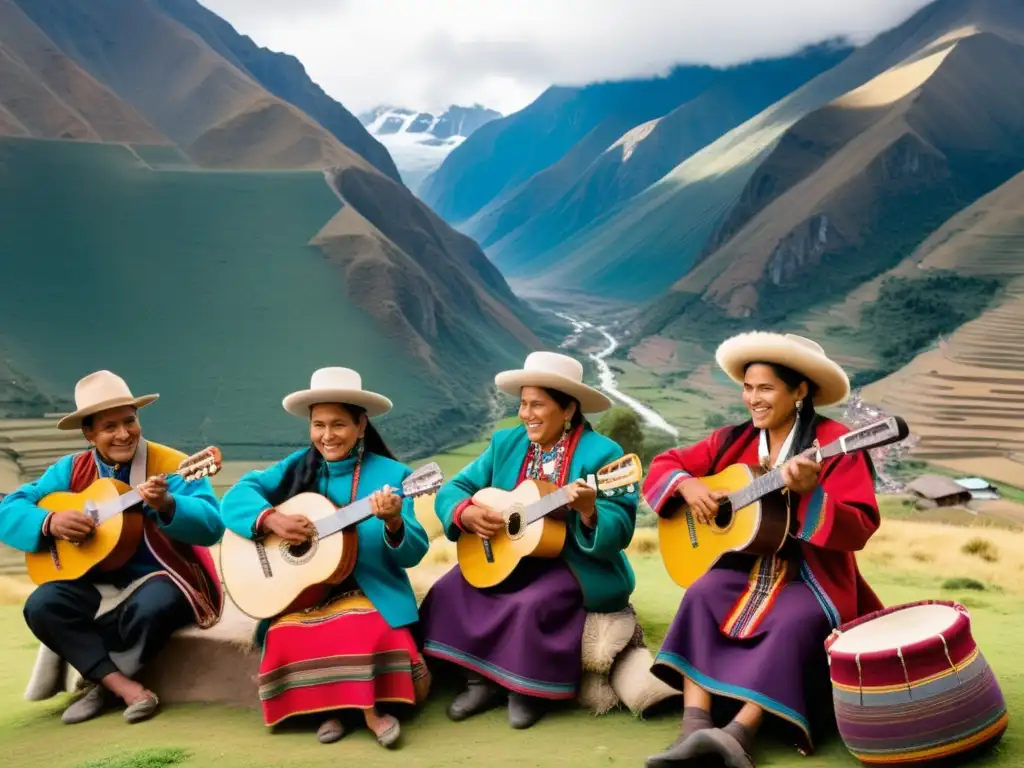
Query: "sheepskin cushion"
580 606 638 674
609 645 681 715
577 671 620 715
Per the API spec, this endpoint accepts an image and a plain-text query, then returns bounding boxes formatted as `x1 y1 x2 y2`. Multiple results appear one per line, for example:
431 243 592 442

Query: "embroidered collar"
758 420 798 469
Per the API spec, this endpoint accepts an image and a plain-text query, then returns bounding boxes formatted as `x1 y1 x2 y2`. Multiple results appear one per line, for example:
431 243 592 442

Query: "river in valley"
556 313 679 439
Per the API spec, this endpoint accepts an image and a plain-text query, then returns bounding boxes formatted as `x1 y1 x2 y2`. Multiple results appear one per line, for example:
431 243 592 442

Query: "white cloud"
199 0 935 116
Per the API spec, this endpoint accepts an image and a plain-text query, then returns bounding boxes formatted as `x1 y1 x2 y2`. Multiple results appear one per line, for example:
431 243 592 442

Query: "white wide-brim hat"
494 351 612 413
57 370 159 431
282 367 392 419
715 332 851 407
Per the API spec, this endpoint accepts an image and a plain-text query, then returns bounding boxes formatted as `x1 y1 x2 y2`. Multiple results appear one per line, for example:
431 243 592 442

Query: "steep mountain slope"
150 0 400 182
11 0 370 170
0 0 165 142
521 0 1021 301
313 165 540 372
359 104 501 192
419 66 724 224
659 30 1024 323
480 44 851 271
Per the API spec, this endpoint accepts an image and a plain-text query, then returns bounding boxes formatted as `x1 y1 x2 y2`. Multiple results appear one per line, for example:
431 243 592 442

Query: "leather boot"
446 677 500 721
507 692 544 729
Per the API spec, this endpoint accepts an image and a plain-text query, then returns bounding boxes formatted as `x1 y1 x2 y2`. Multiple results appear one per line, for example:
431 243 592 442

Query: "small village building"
954 477 1001 501
906 475 973 509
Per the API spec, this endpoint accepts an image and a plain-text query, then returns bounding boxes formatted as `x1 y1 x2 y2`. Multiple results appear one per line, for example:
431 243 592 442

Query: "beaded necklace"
526 429 570 482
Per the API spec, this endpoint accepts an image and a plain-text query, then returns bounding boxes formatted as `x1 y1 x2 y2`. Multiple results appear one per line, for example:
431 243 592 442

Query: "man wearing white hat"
0 370 225 726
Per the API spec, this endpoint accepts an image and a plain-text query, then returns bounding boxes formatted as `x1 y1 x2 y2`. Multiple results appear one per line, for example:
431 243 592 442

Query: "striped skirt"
258 592 428 726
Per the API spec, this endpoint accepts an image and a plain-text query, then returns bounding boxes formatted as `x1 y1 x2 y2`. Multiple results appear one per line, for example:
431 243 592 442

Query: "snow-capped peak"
359 104 501 193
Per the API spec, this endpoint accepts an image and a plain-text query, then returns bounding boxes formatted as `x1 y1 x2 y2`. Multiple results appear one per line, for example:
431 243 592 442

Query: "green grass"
1 555 1019 767
0 137 486 462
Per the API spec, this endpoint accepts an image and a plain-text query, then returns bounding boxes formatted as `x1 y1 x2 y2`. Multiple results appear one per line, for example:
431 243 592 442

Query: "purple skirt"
652 566 833 751
420 559 586 699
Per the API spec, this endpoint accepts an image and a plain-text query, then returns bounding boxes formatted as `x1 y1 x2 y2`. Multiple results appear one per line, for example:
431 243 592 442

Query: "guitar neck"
524 485 574 525
728 442 843 510
93 471 183 525
314 491 407 539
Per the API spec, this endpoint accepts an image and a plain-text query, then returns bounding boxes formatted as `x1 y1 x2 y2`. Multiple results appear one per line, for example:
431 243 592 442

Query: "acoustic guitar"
456 453 644 589
25 447 223 585
219 462 444 619
658 416 909 588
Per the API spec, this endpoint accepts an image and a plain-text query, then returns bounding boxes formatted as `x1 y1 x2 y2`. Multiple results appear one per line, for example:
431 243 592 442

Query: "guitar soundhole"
506 511 523 538
279 537 318 565
714 500 733 529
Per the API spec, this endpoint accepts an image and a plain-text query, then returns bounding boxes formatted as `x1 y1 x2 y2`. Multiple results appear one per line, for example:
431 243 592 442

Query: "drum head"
831 603 959 654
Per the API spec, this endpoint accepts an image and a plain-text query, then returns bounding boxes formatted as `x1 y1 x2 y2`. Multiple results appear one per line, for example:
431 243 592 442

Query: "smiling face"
309 403 366 462
742 363 809 432
83 405 142 465
519 386 576 449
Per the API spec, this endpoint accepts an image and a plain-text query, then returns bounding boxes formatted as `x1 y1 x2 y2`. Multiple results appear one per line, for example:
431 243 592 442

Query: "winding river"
556 313 679 438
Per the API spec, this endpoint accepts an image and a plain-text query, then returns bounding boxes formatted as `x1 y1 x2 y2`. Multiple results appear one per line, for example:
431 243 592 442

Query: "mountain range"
420 0 1024 485
0 0 548 460
360 104 501 193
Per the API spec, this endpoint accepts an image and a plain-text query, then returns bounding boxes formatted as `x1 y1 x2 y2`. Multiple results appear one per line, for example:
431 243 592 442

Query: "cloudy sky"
200 0 935 117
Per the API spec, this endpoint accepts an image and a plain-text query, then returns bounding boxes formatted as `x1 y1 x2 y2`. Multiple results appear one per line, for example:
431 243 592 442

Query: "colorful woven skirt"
651 566 834 753
419 559 586 700
258 592 427 726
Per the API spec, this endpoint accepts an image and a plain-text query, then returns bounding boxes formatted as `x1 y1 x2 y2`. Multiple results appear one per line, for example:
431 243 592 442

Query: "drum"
825 600 1008 766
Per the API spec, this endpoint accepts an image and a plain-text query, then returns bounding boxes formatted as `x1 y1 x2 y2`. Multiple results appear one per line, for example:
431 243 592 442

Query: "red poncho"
644 417 883 630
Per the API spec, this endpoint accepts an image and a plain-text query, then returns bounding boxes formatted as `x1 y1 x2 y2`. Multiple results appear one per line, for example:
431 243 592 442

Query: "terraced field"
0 417 84 489
861 172 1024 487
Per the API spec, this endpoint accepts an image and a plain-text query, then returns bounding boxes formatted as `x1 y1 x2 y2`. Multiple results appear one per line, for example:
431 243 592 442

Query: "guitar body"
25 478 145 585
456 480 567 589
219 492 357 620
657 463 790 589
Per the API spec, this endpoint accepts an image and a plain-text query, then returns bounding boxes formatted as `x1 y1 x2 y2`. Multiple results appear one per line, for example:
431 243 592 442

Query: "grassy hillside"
0 138 504 460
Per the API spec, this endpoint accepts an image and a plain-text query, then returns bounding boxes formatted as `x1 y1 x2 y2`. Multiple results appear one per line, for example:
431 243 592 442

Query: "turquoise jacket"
436 424 638 612
220 449 429 639
0 450 224 554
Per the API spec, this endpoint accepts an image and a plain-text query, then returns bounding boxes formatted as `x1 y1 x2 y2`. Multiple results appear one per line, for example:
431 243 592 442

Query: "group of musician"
0 330 883 768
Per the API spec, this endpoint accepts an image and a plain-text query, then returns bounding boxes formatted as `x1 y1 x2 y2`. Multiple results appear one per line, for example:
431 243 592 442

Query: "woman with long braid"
643 333 883 767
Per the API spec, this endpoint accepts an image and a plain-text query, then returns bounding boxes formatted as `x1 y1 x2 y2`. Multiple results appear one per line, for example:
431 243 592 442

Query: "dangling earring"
796 400 803 413
356 436 365 462
563 419 571 434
